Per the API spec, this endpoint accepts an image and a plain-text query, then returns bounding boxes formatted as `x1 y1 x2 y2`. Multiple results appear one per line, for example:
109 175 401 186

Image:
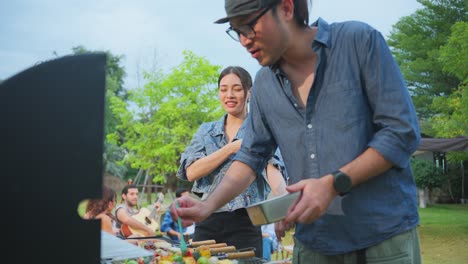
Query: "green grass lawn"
272 204 468 263
418 204 468 264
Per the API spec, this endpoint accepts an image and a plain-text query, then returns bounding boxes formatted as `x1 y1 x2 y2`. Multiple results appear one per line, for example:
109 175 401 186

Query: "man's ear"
279 0 295 21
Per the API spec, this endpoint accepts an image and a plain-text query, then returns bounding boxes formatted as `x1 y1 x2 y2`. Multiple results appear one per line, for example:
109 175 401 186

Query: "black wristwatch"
332 170 352 196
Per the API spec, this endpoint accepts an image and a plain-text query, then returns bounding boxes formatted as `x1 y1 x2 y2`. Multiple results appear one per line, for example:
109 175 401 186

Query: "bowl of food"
246 192 301 226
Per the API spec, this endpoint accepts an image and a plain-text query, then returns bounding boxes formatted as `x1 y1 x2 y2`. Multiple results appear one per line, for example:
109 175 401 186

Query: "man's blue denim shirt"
234 18 421 254
177 114 286 212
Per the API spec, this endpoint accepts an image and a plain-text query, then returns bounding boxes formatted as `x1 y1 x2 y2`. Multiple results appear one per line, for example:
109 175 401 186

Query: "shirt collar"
312 17 331 47
210 114 228 137
210 114 247 140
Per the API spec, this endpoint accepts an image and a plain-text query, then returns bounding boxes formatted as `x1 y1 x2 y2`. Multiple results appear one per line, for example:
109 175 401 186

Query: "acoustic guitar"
121 206 160 237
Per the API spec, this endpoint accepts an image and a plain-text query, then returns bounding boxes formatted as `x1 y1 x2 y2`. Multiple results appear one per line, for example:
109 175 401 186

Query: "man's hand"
170 195 213 227
275 220 295 242
154 201 162 212
227 139 242 154
145 229 156 237
284 175 337 224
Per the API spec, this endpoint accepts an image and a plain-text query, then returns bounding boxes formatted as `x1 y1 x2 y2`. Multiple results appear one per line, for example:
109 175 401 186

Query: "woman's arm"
266 163 288 197
99 214 115 235
265 149 288 196
186 140 242 182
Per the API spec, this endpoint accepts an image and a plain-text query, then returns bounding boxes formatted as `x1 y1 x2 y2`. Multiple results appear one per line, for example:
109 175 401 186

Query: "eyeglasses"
226 7 272 42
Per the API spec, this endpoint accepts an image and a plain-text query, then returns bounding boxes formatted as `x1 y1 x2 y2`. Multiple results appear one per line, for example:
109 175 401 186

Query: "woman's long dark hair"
85 185 116 219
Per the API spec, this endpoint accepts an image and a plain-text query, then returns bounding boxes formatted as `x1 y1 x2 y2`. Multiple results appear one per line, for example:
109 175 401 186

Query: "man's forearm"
203 161 256 212
127 217 154 234
167 229 179 238
340 147 393 187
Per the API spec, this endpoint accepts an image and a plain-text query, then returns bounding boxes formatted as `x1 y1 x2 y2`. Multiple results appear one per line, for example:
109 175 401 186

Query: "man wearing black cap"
174 1 422 263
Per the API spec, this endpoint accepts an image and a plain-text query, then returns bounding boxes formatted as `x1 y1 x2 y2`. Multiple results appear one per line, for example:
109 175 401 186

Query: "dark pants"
193 208 263 258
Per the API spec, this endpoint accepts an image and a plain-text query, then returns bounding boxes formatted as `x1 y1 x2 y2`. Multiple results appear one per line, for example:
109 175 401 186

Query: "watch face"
334 171 351 194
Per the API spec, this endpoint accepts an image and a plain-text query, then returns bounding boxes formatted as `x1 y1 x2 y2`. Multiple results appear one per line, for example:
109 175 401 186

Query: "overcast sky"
1 0 422 89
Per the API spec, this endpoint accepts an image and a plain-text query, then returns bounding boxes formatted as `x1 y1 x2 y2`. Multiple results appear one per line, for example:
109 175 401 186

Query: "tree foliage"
429 21 468 162
71 46 128 178
438 22 468 82
431 86 467 138
108 50 223 186
411 158 444 189
381 1 467 202
72 45 127 135
387 0 467 119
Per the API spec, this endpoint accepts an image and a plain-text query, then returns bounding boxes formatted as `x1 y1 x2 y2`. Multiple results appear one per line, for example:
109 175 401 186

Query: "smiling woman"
175 65 288 258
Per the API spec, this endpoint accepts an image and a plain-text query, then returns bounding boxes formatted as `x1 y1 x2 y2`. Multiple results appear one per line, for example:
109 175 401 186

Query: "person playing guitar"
114 184 158 238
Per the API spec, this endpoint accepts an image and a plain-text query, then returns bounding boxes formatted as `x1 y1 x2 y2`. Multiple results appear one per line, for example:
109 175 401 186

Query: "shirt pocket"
318 79 367 131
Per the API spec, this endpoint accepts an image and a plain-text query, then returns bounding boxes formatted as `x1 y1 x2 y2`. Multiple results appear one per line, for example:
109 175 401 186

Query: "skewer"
209 246 237 254
218 251 256 259
195 243 228 249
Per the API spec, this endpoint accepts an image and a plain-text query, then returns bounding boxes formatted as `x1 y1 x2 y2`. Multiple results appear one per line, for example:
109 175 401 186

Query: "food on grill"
196 256 209 264
136 238 257 263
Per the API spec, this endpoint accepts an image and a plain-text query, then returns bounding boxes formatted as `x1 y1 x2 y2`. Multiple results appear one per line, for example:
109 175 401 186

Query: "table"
101 232 153 263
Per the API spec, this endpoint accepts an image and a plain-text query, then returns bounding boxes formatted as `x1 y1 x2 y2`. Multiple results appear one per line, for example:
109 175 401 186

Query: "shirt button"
307 124 313 129
310 153 315 159
294 103 298 108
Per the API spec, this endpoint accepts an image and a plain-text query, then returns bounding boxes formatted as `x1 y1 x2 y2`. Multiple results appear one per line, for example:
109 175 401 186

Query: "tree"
71 46 128 178
430 21 468 160
428 21 468 201
438 22 468 82
431 87 468 139
387 0 467 119
387 1 467 205
108 50 223 190
71 46 127 134
411 158 444 207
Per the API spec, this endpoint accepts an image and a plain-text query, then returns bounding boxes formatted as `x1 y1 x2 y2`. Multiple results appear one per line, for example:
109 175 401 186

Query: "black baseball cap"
214 0 278 24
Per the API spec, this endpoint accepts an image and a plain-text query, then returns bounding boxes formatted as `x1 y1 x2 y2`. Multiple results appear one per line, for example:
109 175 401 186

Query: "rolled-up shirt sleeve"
360 28 420 168
234 90 278 176
176 124 207 180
